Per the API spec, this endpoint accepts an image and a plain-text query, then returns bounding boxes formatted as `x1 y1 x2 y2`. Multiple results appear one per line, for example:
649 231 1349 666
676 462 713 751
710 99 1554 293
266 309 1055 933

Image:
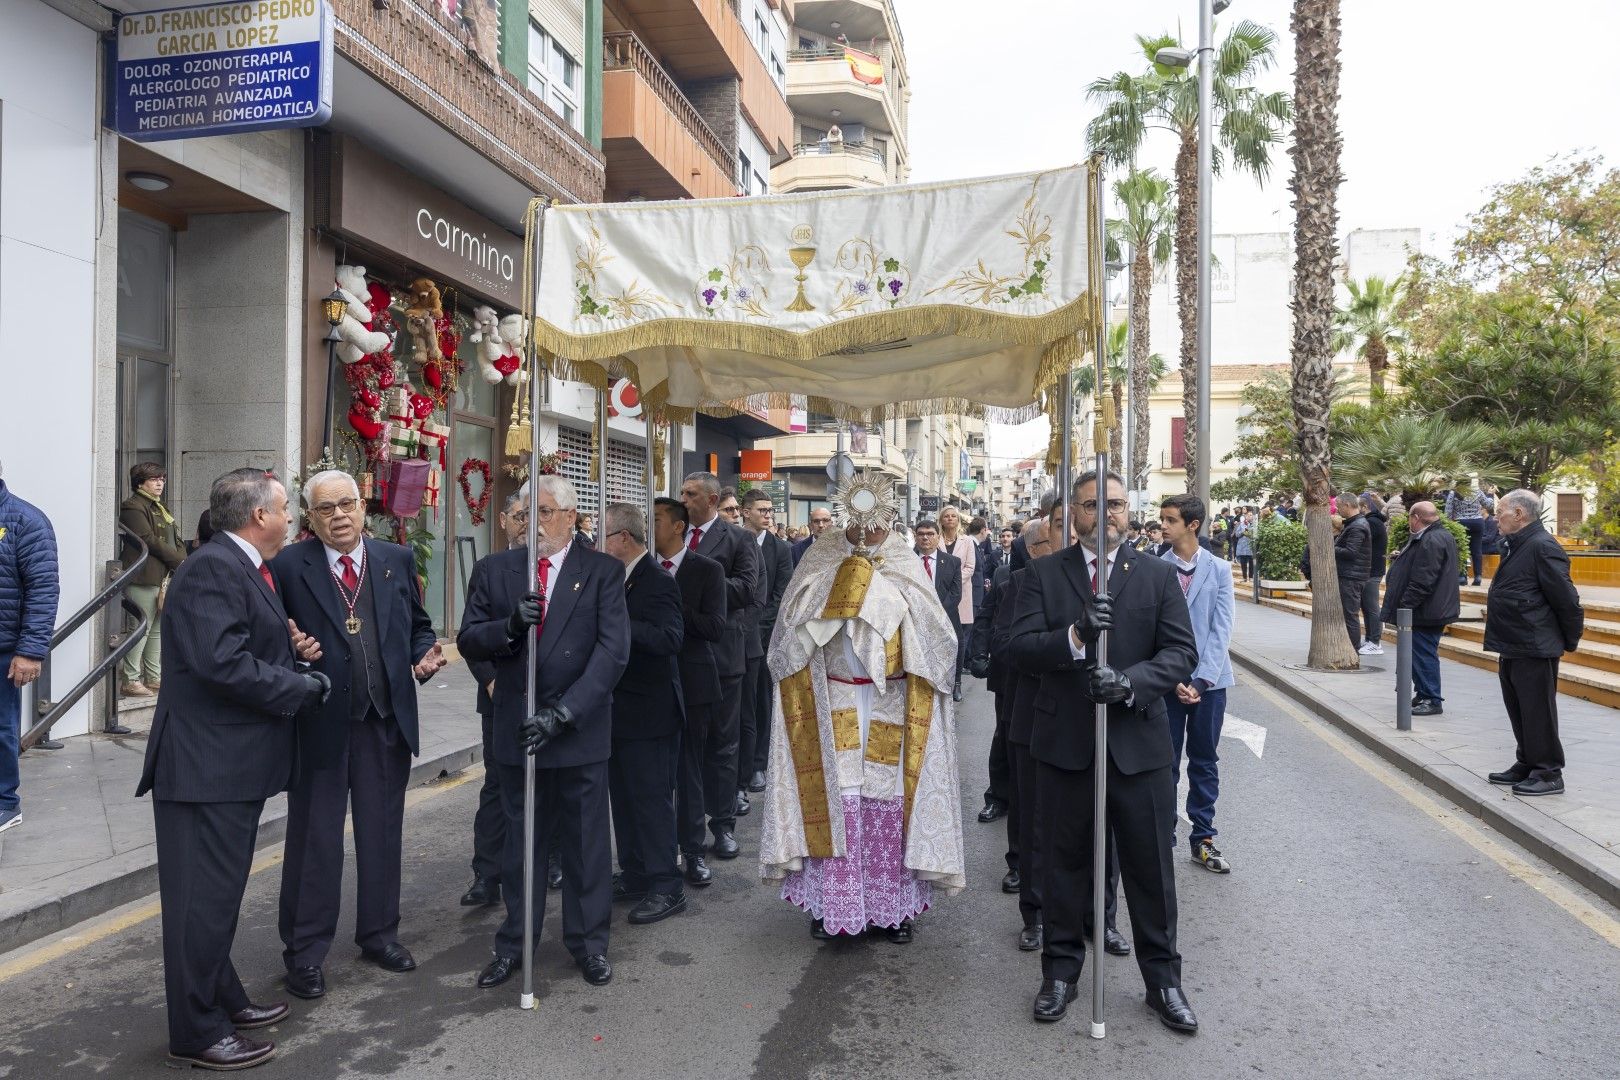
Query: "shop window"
528 20 582 134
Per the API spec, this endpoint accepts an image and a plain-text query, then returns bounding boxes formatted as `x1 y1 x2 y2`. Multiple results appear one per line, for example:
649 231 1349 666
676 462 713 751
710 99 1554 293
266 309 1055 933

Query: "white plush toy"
468 305 505 383
334 264 391 364
492 314 528 385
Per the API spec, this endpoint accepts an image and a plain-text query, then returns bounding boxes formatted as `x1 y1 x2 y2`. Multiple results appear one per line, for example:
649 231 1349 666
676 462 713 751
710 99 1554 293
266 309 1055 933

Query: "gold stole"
783 553 936 857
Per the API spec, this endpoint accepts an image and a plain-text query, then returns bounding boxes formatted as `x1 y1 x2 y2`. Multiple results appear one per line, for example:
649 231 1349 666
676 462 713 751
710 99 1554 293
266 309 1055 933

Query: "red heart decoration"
376 367 395 389
409 392 433 419
422 364 443 390
348 407 384 440
493 353 520 377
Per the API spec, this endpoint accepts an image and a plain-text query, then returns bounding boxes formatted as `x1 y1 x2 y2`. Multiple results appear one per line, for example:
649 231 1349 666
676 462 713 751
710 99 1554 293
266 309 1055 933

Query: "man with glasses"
1010 471 1200 1034
792 505 834 567
458 476 630 992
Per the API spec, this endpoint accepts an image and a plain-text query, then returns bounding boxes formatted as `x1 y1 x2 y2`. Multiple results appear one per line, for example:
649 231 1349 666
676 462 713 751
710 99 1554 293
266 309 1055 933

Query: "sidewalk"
1230 602 1620 910
0 661 485 955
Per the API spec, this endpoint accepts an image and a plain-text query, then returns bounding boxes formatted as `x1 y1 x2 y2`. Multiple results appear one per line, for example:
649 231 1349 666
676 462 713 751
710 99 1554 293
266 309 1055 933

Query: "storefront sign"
329 137 526 310
739 450 774 482
789 397 808 434
607 378 642 419
920 495 940 513
114 0 334 141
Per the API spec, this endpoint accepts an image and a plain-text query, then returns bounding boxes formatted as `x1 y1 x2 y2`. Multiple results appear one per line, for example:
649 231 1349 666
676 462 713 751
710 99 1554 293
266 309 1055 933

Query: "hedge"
1255 514 1309 581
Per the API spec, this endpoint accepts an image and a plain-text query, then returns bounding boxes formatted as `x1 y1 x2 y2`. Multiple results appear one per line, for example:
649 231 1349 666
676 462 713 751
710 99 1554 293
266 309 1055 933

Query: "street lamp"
1154 0 1224 531
319 289 347 461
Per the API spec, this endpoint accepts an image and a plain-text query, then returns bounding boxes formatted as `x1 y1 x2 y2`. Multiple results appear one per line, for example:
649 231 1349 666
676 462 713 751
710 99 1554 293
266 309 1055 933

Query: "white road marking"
1175 712 1267 826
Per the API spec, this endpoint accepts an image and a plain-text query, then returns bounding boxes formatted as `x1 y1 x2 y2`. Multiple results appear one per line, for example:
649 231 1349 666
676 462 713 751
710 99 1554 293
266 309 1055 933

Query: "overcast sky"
896 0 1620 463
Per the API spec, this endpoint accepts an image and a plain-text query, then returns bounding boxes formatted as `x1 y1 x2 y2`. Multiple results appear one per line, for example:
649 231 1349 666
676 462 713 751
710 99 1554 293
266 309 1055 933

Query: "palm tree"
1289 0 1357 670
1105 169 1175 493
1076 322 1168 464
1334 274 1407 394
1088 22 1292 492
1334 414 1510 507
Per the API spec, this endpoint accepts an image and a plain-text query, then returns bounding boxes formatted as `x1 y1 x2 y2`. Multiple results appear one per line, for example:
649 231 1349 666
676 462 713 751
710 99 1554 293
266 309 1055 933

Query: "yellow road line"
1249 678 1620 951
0 768 481 983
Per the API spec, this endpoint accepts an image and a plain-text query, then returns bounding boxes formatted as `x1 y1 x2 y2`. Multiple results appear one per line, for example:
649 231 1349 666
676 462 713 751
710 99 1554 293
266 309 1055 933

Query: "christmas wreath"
459 457 493 524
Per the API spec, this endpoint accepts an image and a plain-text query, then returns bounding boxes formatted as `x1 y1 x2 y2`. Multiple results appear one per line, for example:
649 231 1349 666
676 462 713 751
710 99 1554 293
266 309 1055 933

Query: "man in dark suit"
652 497 729 888
271 471 443 1000
138 468 329 1071
970 515 1010 823
790 505 834 568
738 488 793 800
1380 501 1461 716
1010 470 1200 1034
913 519 962 619
458 476 630 991
601 502 689 924
677 471 761 861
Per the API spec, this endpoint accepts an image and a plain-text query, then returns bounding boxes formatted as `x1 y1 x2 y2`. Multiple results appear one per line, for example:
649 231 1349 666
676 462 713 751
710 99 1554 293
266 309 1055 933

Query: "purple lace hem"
780 794 931 935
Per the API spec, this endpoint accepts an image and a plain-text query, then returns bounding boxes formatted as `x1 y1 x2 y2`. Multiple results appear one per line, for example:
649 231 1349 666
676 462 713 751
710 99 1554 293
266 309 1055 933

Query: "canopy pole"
1088 157 1111 1042
597 386 610 539
519 196 551 1013
645 412 657 516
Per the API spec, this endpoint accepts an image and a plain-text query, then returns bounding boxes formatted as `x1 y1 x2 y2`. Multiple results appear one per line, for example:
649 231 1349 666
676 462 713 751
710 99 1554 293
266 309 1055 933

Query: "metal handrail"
788 45 848 61
602 31 733 176
792 140 885 164
24 524 149 750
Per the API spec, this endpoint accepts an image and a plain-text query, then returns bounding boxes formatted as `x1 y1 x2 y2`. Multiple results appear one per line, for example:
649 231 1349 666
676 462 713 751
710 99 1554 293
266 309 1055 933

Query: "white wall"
0 0 103 735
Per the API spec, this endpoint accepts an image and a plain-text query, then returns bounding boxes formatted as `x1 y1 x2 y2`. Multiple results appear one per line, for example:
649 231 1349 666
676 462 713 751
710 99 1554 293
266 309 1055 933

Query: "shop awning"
528 161 1101 425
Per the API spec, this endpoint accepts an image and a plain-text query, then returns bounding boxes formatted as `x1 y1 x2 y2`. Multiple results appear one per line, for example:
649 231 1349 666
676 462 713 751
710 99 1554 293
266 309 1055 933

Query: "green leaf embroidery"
882 257 900 273
708 269 725 282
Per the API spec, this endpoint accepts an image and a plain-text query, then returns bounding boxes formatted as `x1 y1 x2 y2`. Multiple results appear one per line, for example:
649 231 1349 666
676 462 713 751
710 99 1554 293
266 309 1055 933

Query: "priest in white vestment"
758 473 965 941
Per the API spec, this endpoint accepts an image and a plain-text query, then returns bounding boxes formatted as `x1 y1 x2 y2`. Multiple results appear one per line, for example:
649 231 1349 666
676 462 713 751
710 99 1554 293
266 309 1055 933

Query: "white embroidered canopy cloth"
529 162 1100 423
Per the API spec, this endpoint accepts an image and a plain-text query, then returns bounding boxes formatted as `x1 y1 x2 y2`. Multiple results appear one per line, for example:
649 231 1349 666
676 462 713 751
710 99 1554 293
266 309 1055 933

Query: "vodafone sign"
607 378 642 419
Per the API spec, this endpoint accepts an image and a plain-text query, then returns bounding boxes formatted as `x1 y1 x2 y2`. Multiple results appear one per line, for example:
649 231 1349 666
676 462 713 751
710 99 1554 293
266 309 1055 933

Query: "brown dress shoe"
120 682 153 697
168 1032 276 1070
229 1001 290 1030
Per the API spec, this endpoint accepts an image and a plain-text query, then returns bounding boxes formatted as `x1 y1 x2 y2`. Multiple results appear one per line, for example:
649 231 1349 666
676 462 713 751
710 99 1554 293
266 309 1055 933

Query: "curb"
0 740 485 957
1231 644 1620 913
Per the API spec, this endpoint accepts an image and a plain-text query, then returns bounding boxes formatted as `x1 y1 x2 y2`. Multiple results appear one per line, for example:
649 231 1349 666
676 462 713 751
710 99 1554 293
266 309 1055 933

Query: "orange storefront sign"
740 450 774 481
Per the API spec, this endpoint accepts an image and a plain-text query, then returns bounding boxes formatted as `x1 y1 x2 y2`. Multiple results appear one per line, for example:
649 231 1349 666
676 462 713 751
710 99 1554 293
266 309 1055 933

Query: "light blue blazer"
1161 546 1235 691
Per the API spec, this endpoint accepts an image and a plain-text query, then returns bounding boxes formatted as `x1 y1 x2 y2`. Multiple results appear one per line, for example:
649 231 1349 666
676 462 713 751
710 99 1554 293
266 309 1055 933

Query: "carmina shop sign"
327 136 524 309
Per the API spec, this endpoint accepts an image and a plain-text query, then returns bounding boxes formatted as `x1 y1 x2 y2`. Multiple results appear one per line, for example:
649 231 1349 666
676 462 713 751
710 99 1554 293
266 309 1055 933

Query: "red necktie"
662 559 675 573
339 554 359 592
1090 559 1099 593
688 525 703 552
536 557 552 634
259 563 276 593
923 555 933 580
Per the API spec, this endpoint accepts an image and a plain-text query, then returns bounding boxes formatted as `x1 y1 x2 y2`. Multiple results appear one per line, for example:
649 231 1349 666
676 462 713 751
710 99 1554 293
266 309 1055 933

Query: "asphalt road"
2 679 1618 1080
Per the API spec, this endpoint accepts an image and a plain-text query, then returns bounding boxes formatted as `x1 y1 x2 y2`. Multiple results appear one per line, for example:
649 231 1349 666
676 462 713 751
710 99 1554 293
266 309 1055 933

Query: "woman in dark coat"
119 462 186 696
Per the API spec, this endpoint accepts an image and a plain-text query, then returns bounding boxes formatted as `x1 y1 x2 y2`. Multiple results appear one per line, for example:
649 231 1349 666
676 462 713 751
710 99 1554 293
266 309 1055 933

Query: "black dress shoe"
1146 986 1199 1033
735 791 752 817
1033 979 1078 1021
978 801 1008 823
711 831 740 859
810 918 834 940
284 966 325 1000
476 955 520 989
1512 776 1565 797
1411 699 1444 716
612 873 646 905
629 892 688 925
547 854 563 891
886 918 914 944
579 954 613 985
361 942 416 973
1018 925 1043 951
1488 765 1532 786
169 1032 275 1070
460 876 501 907
747 770 767 793
1001 869 1021 893
229 1001 289 1031
684 854 713 887
1103 927 1131 956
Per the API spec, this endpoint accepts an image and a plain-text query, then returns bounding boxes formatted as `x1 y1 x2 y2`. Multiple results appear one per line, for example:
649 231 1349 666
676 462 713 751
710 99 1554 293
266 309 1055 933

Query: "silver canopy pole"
1090 158 1112 1042
520 197 550 1012
597 386 610 540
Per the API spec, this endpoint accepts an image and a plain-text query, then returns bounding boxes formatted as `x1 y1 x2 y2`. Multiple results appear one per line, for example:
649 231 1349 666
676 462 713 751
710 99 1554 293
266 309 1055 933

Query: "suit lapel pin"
573 582 581 591
384 567 393 579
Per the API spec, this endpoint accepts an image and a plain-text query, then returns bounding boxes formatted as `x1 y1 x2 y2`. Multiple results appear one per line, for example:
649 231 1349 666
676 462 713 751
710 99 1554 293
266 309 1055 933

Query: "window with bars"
555 426 649 512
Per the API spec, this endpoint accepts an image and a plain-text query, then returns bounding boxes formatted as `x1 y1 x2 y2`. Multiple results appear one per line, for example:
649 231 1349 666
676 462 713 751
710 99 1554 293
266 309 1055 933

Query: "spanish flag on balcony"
844 47 884 86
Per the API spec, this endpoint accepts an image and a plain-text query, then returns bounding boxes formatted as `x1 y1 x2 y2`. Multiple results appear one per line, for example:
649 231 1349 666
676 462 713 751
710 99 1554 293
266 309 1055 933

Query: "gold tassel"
505 377 532 456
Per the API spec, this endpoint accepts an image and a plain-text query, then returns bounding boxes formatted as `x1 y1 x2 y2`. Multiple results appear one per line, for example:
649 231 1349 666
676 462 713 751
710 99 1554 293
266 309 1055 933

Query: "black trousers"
1011 740 1118 932
154 797 261 1054
746 641 775 777
953 621 969 691
494 759 611 961
1500 657 1565 781
1359 578 1384 646
983 688 1012 812
676 701 711 854
738 654 768 786
609 733 682 896
1339 576 1366 649
471 707 506 883
700 674 744 839
278 710 411 969
1037 758 1178 989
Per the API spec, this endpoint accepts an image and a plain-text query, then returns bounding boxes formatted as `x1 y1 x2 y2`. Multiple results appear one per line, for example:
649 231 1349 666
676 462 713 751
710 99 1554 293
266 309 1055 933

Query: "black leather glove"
517 704 574 755
1086 664 1132 705
301 670 332 710
968 653 992 680
506 592 545 638
1071 595 1114 646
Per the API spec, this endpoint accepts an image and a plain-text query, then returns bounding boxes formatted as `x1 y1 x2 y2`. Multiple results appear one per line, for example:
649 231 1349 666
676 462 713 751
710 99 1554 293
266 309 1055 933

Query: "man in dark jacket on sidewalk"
1483 490 1584 797
0 463 60 836
1380 502 1461 716
1333 496 1372 655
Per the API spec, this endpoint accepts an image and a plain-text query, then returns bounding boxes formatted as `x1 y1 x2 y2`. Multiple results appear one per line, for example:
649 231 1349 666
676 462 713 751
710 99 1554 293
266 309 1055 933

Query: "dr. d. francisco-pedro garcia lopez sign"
115 0 333 141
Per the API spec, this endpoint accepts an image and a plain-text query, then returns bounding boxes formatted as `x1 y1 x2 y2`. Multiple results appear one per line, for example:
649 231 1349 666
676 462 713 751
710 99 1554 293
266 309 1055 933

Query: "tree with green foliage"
1333 413 1510 507
1105 169 1176 492
1210 367 1365 505
1088 22 1291 491
1333 274 1407 395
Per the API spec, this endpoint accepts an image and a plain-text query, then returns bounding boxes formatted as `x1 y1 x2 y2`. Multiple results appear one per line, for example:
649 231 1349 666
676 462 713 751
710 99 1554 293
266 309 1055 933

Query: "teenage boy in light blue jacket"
1158 494 1235 874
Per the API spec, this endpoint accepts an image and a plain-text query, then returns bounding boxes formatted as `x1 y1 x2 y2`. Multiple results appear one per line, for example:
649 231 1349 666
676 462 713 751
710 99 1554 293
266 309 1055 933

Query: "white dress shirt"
537 541 571 607
623 550 647 581
1067 545 1123 661
657 545 688 575
324 541 365 578
225 530 264 569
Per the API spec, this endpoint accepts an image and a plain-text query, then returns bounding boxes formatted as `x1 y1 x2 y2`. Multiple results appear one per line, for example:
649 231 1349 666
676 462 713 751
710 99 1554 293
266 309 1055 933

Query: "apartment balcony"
793 0 900 45
603 32 738 201
756 432 908 478
786 47 904 145
771 141 886 192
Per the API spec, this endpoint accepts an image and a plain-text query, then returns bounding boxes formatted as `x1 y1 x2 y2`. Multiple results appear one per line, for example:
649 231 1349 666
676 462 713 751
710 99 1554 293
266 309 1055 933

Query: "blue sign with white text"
115 0 334 142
